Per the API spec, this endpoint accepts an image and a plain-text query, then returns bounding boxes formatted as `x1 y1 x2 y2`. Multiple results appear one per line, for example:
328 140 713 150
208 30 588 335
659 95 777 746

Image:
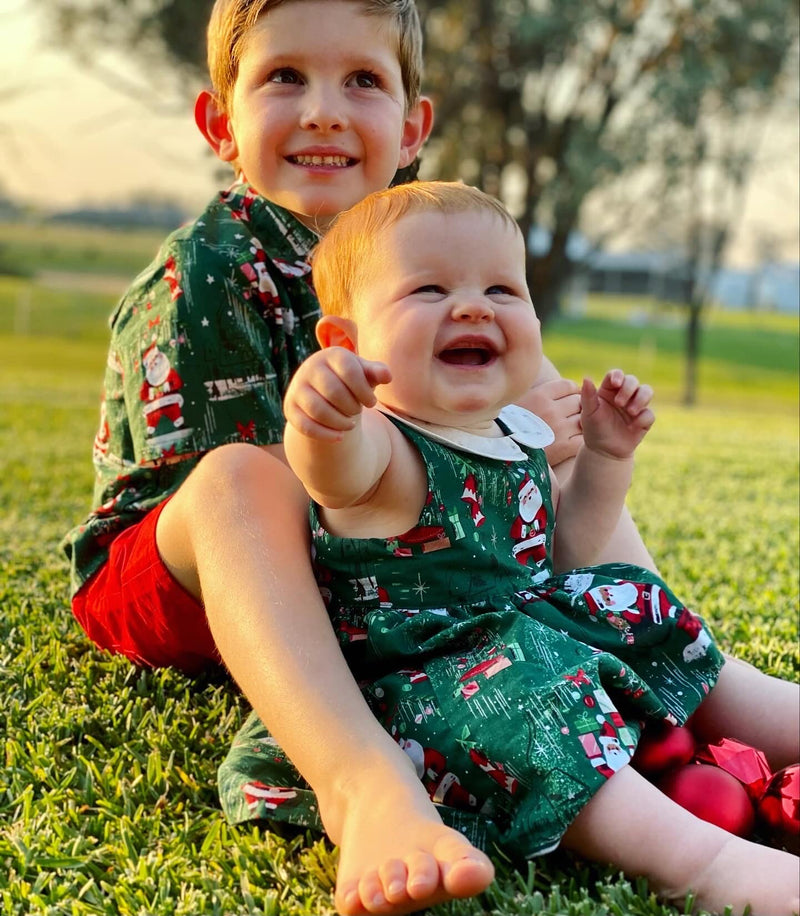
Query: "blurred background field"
0 221 797 914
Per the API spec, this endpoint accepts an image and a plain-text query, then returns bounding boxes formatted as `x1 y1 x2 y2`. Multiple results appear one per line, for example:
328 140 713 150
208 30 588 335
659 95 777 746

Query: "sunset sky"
2 1 798 268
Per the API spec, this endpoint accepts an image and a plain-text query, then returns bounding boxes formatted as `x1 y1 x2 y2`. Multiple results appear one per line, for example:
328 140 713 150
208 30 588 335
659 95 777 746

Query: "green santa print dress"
218 406 724 858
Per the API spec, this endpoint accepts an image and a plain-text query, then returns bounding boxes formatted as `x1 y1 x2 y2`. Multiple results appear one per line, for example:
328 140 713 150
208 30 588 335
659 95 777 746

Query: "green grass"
0 221 166 279
1 255 798 914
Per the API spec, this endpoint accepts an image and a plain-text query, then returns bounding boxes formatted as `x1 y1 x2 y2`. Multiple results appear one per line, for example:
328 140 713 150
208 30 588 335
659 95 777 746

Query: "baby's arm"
552 369 654 571
283 347 425 533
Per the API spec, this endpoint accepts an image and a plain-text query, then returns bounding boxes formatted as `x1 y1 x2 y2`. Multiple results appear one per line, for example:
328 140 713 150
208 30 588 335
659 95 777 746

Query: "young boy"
63 1 664 913
224 181 798 916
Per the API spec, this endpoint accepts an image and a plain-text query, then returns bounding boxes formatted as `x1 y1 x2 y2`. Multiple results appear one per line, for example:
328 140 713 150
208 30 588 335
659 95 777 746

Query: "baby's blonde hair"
206 0 423 114
313 181 521 319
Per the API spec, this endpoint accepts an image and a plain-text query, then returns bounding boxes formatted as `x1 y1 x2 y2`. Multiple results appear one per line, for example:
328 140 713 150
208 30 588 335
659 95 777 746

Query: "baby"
227 181 799 915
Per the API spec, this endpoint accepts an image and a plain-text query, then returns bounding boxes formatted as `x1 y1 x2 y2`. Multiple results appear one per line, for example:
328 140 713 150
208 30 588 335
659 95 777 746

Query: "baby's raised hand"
580 369 655 459
284 347 391 441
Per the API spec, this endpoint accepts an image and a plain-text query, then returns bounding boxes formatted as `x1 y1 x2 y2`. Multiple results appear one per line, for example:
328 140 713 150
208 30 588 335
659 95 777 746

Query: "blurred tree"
34 0 797 362
415 0 797 331
29 0 212 111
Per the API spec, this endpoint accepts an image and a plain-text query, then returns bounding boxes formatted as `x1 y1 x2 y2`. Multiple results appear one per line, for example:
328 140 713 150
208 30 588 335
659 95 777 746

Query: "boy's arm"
283 348 426 534
516 355 583 467
552 370 654 572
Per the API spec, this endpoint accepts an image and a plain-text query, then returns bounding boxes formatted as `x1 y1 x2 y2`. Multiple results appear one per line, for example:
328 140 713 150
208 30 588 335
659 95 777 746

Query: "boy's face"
219 1 427 230
350 208 543 431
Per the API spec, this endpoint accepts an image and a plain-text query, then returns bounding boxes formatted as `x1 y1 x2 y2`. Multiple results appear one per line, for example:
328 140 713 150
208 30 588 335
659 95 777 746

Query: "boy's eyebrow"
255 44 398 73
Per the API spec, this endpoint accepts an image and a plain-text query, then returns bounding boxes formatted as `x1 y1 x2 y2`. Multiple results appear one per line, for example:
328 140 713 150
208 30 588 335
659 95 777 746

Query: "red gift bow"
694 737 773 801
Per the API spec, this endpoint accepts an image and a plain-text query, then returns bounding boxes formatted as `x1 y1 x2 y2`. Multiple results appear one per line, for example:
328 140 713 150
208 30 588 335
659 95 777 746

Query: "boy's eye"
268 68 302 85
351 70 379 89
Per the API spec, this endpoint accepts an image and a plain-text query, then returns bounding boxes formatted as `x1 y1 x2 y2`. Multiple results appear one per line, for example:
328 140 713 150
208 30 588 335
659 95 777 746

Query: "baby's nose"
452 297 494 321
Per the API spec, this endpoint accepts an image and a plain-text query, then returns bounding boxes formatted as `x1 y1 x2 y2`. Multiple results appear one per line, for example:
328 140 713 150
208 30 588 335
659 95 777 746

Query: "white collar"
378 404 554 461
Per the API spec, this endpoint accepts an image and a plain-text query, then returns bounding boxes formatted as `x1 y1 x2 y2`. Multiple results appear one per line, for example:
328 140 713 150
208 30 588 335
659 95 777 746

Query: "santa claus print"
396 737 478 810
460 473 485 527
241 781 298 813
140 343 186 436
675 606 714 661
510 473 548 572
163 256 183 301
579 720 633 779
468 748 519 795
585 580 678 628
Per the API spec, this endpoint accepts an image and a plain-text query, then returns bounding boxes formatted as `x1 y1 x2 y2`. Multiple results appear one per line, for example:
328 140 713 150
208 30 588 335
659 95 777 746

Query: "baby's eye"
268 68 302 85
414 284 447 296
350 70 380 89
486 285 516 297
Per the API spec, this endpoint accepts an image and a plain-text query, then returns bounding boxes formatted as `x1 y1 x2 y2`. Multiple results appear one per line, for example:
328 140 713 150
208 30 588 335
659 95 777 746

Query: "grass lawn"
1 253 798 914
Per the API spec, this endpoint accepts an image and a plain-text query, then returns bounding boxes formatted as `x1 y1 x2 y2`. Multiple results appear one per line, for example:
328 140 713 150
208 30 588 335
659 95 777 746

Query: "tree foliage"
33 0 798 332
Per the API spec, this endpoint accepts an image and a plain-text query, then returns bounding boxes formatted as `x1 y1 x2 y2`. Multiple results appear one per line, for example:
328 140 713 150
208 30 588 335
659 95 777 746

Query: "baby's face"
353 208 542 432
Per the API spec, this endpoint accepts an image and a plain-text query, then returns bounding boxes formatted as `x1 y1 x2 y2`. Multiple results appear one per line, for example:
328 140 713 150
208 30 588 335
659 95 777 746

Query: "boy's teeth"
292 154 350 167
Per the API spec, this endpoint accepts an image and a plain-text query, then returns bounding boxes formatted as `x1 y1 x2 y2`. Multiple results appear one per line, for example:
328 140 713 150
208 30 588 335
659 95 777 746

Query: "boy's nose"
299 86 348 132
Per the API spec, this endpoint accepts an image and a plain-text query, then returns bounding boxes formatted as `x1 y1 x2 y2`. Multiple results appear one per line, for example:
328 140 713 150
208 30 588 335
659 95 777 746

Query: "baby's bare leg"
690 656 800 769
156 444 494 915
563 765 799 916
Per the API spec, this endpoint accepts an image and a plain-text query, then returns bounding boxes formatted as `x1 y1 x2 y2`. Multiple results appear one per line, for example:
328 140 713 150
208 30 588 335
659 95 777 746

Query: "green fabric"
219 417 724 859
62 183 320 595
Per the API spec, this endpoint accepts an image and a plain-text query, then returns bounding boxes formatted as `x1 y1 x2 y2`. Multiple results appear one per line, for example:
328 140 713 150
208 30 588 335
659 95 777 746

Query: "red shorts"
71 498 219 672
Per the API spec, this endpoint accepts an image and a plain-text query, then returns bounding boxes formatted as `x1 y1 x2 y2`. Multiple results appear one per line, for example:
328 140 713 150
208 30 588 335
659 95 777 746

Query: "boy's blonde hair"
207 0 423 113
313 181 521 319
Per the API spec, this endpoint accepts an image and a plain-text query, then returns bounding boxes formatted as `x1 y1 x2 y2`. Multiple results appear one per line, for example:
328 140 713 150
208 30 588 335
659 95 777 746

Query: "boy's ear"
194 89 238 162
316 315 358 352
397 95 434 169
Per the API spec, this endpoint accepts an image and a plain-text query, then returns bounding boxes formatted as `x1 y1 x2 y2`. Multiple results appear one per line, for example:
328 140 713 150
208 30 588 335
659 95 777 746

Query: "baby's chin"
381 401 503 436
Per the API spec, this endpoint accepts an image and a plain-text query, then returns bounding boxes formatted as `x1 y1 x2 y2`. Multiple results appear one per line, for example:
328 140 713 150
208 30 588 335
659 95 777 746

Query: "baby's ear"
194 89 238 162
316 316 358 352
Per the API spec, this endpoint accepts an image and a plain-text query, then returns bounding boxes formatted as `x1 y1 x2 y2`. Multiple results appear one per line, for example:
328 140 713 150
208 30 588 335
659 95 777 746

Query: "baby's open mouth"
287 154 355 168
438 346 494 366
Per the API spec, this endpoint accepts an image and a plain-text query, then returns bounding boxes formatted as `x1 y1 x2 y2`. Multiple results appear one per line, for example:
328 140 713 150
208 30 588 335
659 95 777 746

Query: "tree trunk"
683 301 702 406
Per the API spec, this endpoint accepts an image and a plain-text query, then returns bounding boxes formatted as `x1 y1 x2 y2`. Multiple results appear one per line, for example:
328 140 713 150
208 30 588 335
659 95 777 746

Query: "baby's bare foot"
319 761 494 915
687 835 799 916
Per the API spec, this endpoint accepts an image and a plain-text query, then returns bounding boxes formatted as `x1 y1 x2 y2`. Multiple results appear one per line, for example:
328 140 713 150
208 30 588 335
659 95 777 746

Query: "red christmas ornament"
632 723 696 776
658 763 755 837
695 737 772 802
757 764 800 855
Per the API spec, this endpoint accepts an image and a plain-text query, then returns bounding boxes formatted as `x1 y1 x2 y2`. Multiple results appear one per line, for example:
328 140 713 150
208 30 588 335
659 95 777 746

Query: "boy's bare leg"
563 765 799 916
552 455 659 572
156 443 494 915
690 656 800 770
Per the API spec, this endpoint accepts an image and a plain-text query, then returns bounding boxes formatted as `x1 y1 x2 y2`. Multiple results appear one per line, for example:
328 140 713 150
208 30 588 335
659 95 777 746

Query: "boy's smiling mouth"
287 154 356 168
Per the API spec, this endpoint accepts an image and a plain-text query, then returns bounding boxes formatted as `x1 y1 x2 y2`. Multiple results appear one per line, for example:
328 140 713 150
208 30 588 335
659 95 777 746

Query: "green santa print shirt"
63 183 321 593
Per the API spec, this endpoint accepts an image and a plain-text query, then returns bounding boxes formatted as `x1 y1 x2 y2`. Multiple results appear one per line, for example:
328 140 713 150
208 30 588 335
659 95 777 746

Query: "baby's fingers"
630 405 656 434
601 371 653 414
624 383 654 419
359 358 392 394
